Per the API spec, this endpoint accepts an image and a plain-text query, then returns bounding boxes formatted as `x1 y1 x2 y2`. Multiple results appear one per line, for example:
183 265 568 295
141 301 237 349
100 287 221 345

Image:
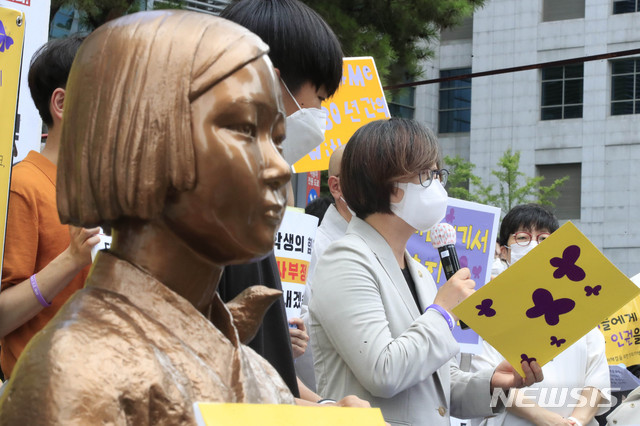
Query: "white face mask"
281 81 327 165
339 196 356 217
508 242 538 265
390 180 448 232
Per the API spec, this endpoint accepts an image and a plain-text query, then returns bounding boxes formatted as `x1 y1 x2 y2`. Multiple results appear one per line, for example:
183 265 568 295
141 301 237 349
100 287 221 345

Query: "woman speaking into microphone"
309 118 543 426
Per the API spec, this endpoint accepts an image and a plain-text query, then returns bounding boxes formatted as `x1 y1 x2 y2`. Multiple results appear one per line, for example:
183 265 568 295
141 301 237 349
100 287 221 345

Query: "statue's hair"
57 10 268 227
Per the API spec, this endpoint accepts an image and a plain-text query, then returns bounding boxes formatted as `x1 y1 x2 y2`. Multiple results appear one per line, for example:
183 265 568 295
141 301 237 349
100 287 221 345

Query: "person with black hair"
471 204 610 426
496 203 559 266
216 0 368 408
0 35 100 380
310 119 543 426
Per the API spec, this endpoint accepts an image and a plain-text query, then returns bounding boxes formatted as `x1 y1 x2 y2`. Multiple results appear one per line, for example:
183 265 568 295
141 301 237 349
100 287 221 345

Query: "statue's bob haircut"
57 11 269 227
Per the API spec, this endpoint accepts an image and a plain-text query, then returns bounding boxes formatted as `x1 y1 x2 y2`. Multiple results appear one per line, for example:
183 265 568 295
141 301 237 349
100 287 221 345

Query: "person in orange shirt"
0 35 99 380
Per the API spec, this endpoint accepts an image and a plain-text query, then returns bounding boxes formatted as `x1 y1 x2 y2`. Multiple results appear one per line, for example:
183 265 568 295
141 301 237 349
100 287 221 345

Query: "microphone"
430 222 469 330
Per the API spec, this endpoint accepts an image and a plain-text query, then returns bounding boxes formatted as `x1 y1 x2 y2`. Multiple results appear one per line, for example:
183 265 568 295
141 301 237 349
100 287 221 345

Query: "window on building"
613 0 640 14
541 64 583 120
611 58 640 115
542 0 585 21
388 87 415 119
537 163 582 220
438 68 471 133
440 17 473 42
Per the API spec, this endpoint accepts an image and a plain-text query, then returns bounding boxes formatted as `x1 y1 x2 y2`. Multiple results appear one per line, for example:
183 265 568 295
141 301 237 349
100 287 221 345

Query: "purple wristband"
425 304 454 331
30 274 51 308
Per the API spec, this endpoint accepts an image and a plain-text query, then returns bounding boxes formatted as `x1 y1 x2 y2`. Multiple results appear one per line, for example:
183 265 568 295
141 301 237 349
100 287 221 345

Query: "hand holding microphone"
430 222 474 328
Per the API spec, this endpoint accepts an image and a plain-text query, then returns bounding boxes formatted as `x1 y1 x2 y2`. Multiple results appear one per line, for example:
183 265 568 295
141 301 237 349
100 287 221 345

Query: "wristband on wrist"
567 416 582 426
317 398 336 405
30 274 52 308
425 304 454 331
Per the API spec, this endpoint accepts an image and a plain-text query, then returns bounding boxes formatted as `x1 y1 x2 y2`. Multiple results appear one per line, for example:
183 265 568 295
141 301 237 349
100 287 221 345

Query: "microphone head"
430 222 457 248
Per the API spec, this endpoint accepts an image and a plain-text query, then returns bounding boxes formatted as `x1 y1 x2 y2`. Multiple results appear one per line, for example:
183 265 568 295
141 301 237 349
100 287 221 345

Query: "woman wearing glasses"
309 118 543 426
471 204 610 426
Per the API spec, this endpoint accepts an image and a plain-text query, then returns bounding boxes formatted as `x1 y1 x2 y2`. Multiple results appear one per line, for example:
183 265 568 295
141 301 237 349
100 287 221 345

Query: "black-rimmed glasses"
418 169 449 188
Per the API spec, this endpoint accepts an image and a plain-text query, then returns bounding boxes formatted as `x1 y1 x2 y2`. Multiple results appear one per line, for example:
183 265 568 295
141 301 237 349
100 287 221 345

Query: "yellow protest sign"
0 6 25 273
291 57 390 173
599 286 640 366
454 222 640 377
193 403 386 426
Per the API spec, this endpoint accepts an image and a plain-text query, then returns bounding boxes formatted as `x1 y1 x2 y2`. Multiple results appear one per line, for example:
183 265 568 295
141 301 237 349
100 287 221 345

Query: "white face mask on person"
390 180 448 232
508 242 538 265
281 81 328 165
339 196 356 217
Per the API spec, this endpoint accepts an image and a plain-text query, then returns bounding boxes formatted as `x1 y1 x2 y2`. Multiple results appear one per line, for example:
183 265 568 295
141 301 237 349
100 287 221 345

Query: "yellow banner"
599 293 640 366
0 6 25 273
193 403 386 426
291 57 390 173
276 257 310 285
454 222 640 377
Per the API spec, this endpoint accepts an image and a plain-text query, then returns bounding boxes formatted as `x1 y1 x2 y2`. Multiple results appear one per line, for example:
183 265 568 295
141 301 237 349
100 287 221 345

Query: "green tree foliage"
152 1 185 9
50 0 140 29
50 0 184 30
301 0 485 84
444 149 569 214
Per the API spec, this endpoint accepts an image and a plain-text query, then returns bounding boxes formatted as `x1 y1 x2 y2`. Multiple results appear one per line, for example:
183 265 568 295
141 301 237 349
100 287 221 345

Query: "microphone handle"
437 245 469 330
438 244 460 280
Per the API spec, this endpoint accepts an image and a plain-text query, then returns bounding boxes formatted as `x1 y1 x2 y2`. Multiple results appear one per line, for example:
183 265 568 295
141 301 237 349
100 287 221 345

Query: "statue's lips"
263 204 284 225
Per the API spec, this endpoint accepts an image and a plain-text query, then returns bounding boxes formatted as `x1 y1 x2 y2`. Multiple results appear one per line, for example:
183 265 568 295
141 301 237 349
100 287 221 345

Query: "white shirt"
470 328 610 426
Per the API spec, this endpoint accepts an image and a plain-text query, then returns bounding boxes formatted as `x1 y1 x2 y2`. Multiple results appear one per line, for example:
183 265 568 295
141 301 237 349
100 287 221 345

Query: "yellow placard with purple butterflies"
453 221 640 377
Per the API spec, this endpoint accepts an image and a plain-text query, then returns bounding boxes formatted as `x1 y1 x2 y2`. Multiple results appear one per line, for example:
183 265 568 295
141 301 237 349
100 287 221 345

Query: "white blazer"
309 217 496 426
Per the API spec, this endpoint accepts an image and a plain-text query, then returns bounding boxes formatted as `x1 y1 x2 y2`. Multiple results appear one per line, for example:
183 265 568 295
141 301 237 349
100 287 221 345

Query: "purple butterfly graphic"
460 255 469 268
0 20 15 53
550 245 586 282
472 265 482 279
476 299 496 317
585 285 601 296
521 353 537 364
526 288 575 326
550 336 566 347
445 208 455 224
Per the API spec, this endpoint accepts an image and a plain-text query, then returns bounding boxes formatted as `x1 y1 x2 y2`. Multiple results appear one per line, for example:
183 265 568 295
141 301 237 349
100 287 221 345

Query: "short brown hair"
340 118 441 219
57 11 269 227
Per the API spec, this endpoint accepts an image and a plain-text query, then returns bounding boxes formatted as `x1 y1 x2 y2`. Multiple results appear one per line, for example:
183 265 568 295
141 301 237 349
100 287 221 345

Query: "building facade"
413 0 640 276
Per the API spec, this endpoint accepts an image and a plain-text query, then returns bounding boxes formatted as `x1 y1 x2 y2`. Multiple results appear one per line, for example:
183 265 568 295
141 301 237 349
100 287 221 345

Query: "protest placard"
0 5 24 275
274 207 318 321
291 57 390 173
90 229 113 262
406 198 500 353
454 222 640 376
0 0 50 161
599 276 640 366
193 403 386 426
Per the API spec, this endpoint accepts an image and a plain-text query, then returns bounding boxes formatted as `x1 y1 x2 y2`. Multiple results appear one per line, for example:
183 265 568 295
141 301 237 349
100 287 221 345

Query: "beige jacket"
310 217 496 426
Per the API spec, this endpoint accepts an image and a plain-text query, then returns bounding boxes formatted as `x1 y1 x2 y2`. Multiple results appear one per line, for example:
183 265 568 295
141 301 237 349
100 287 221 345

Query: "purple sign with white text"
407 198 500 351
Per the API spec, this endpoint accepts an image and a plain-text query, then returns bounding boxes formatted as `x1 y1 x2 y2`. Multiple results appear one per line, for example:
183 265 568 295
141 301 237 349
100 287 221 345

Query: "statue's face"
164 55 290 264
